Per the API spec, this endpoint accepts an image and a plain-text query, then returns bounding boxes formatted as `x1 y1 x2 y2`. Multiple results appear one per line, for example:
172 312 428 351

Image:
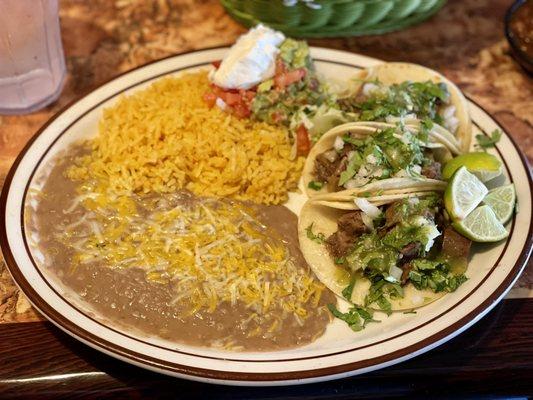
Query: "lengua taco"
303 121 454 197
298 182 470 313
337 62 472 153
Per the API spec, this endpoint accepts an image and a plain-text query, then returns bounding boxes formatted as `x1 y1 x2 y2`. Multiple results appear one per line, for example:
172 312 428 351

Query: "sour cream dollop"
210 24 285 90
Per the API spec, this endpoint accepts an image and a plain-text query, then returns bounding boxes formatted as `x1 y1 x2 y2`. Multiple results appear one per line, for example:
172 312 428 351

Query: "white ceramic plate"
1 47 532 386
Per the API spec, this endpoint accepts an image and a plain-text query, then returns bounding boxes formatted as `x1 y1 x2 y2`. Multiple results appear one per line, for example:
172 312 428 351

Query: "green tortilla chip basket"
220 0 446 37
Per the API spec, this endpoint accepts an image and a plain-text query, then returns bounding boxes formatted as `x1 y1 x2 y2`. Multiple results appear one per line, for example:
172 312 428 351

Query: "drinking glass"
0 0 66 114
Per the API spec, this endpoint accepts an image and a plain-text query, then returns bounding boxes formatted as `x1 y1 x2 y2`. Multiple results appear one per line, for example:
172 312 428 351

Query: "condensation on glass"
0 0 66 114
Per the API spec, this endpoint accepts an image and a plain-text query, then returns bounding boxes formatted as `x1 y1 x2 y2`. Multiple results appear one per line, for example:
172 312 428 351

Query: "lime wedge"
483 184 516 224
442 152 503 182
452 205 509 242
445 166 488 220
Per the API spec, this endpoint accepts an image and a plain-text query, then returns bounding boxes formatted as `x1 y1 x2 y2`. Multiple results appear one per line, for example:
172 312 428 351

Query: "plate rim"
1 46 532 385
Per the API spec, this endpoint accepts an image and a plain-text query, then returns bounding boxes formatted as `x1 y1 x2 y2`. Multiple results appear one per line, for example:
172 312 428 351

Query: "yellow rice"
68 71 303 204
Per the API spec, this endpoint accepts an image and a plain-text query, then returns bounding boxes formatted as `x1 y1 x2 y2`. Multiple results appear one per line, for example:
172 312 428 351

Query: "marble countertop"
0 0 531 323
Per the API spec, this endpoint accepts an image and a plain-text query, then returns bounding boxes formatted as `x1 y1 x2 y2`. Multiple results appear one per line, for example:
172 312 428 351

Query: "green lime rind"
482 184 516 224
442 152 503 182
452 205 509 242
444 166 488 221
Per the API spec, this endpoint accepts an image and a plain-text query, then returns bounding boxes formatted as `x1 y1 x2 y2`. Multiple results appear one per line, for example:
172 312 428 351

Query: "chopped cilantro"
408 259 467 293
345 80 450 125
339 151 363 186
475 129 502 150
327 303 379 332
341 134 364 146
382 222 430 253
419 118 433 143
306 223 326 244
375 296 392 315
308 181 324 191
341 277 356 301
337 127 426 187
334 257 346 265
363 278 405 316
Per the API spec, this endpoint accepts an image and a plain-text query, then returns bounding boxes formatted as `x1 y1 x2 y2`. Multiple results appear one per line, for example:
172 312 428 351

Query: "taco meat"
399 242 423 264
400 262 414 285
314 152 339 182
441 226 472 260
325 231 354 259
338 211 368 236
314 144 356 192
421 160 442 180
325 211 368 259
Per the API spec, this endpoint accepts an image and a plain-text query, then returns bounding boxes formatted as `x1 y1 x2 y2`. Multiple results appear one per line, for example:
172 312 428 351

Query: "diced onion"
386 265 403 283
215 97 227 111
441 105 456 119
362 82 379 96
408 197 420 205
360 212 374 231
323 149 338 163
366 154 377 164
333 136 345 151
441 105 458 133
354 198 382 220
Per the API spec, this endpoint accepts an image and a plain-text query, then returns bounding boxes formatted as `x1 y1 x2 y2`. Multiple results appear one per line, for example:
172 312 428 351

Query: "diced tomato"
296 124 311 156
275 58 287 75
212 60 222 69
203 84 255 118
271 111 285 124
203 91 217 108
274 68 307 91
239 89 256 103
220 91 242 106
233 103 251 118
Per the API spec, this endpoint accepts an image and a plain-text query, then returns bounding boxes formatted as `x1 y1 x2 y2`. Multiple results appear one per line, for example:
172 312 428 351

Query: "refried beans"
25 146 335 351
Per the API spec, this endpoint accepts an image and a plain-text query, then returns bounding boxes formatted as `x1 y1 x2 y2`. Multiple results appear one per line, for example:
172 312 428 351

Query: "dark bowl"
505 0 533 75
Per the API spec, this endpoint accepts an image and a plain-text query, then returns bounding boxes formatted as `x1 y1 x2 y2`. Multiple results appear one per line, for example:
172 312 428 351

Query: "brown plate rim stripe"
0 48 531 382
3 50 531 380
15 57 517 362
13 52 516 363
17 100 516 364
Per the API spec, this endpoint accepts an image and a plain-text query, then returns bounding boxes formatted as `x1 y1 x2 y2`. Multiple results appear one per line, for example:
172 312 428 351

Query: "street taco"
303 121 451 197
337 62 472 153
298 185 469 312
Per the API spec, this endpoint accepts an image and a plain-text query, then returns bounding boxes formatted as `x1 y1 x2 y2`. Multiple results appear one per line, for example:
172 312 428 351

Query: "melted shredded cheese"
60 184 324 321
